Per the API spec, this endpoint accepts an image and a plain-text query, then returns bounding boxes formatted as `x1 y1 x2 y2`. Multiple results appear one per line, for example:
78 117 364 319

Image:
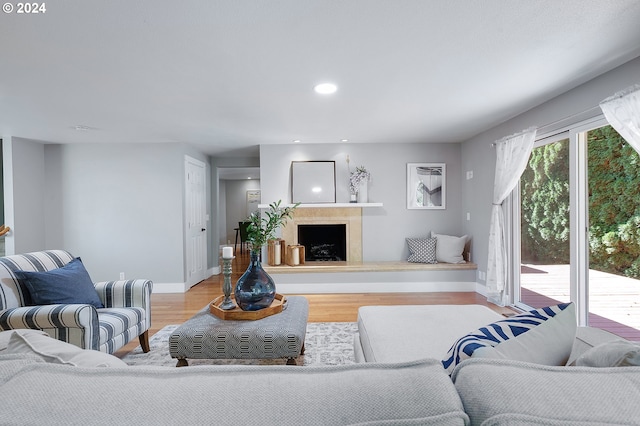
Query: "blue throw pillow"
442 303 575 374
15 257 104 309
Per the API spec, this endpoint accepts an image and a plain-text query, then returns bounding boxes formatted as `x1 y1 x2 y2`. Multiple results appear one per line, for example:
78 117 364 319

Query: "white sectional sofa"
1 302 640 425
0 340 468 425
354 303 640 425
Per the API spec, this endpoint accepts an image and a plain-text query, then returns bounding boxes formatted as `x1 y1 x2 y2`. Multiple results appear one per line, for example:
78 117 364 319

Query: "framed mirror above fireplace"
291 161 336 204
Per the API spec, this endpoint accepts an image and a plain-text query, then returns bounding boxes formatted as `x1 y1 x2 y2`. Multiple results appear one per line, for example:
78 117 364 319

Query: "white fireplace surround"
280 206 364 262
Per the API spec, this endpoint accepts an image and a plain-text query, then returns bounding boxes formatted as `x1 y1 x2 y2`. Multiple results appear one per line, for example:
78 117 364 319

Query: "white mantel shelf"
258 203 383 209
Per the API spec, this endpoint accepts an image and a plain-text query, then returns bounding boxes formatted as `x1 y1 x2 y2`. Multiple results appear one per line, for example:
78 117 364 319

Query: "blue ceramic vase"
235 251 276 311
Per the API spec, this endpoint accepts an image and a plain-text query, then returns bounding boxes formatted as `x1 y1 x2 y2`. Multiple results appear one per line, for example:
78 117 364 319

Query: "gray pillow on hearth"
406 237 437 264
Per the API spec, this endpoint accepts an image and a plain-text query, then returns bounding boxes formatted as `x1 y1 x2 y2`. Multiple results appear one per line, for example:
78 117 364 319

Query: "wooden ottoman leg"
300 342 305 355
286 357 298 366
176 358 189 367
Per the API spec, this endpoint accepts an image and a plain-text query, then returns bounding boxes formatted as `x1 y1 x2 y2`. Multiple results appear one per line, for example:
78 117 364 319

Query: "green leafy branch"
246 200 299 252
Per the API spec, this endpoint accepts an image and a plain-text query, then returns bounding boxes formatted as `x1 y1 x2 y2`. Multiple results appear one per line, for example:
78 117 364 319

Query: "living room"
2 0 640 329
2 2 640 423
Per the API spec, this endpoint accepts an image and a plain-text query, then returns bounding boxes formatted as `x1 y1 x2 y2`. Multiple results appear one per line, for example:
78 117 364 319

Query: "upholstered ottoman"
169 296 309 366
354 304 504 363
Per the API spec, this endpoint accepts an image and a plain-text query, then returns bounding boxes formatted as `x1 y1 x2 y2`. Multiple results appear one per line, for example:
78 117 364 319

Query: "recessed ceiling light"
314 83 337 95
341 139 349 142
73 125 92 131
293 139 301 143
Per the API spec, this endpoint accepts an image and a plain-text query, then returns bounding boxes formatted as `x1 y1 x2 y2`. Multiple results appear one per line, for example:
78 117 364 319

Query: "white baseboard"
277 281 477 294
475 282 488 296
153 267 221 294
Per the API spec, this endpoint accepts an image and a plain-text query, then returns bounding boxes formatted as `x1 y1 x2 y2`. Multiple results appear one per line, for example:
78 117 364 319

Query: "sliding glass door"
517 121 640 340
586 126 640 340
519 137 571 309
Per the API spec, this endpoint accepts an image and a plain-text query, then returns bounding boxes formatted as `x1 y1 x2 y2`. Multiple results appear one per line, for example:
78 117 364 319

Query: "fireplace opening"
298 224 347 262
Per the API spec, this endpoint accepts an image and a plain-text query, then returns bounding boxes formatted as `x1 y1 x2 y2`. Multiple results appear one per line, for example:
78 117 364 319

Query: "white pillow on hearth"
431 232 467 263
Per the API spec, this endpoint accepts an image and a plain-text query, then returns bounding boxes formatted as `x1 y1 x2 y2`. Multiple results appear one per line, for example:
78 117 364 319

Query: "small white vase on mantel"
357 180 368 203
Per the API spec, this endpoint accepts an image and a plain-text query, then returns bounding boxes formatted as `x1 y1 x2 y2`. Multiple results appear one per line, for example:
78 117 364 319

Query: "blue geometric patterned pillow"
406 238 437 264
442 303 575 374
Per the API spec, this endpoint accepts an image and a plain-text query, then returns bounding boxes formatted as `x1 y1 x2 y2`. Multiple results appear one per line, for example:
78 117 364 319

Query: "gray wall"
3 137 46 254
461 55 640 290
43 142 211 285
259 142 463 261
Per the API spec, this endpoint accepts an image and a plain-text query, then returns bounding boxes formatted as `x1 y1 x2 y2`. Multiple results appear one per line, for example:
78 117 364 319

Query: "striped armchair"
0 250 152 354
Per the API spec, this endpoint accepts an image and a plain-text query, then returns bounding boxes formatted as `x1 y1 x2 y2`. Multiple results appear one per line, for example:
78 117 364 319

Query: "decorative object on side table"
219 246 236 310
235 200 298 311
349 165 371 203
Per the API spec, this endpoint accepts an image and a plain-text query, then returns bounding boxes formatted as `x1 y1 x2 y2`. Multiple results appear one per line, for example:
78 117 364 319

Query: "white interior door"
185 156 207 287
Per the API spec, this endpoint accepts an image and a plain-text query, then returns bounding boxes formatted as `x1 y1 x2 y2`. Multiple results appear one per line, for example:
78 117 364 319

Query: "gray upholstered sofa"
0 330 467 425
1 327 640 425
0 250 152 354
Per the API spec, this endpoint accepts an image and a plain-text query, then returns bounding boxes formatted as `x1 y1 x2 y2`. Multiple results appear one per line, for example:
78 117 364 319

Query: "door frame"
185 155 208 288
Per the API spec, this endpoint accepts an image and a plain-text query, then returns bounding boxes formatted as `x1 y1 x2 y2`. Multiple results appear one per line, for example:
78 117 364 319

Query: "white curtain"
486 127 537 306
600 84 640 153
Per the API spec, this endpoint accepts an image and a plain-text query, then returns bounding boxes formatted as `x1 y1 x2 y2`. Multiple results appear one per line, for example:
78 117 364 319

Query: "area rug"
122 322 358 367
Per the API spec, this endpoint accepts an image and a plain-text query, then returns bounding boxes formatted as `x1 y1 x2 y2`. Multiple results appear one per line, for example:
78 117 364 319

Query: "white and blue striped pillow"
442 303 576 374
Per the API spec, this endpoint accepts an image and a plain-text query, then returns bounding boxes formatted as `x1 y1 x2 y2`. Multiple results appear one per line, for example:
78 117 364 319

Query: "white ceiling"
1 0 640 156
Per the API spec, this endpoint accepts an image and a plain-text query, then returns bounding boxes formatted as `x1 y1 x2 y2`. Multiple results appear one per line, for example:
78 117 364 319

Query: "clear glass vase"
234 250 276 311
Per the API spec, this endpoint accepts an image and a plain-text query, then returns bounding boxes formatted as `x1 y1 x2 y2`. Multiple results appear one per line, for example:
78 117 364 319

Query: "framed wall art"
407 163 446 209
246 189 261 217
291 161 336 203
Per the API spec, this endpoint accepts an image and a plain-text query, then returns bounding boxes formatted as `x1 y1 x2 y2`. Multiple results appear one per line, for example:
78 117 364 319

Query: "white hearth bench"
265 260 478 294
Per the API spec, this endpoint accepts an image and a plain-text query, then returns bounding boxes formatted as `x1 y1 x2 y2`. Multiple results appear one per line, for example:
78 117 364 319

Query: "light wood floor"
113 250 511 358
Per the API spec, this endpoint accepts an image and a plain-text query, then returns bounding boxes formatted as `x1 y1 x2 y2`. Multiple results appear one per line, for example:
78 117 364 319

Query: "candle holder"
286 245 306 266
220 257 236 310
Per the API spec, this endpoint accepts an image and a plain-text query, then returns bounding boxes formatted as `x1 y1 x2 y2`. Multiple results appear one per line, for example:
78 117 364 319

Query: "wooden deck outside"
520 264 640 341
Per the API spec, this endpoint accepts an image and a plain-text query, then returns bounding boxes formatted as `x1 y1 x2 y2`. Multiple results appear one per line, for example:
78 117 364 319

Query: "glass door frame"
512 116 608 328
